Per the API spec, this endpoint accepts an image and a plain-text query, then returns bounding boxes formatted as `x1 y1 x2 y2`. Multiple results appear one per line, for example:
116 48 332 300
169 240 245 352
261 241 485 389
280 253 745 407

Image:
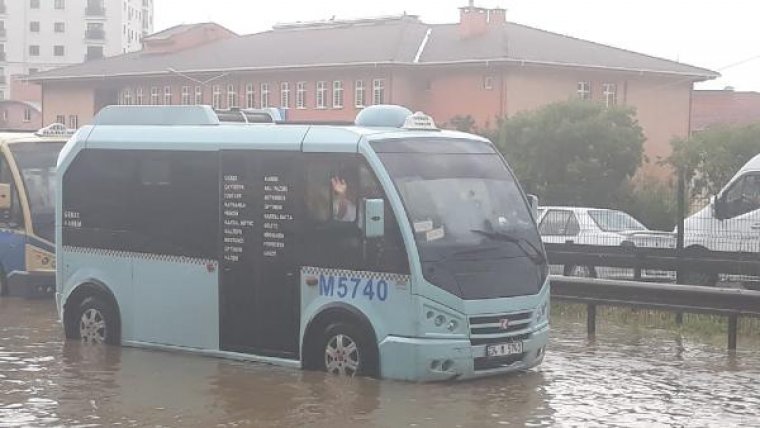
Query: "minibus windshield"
374 138 546 300
10 142 64 241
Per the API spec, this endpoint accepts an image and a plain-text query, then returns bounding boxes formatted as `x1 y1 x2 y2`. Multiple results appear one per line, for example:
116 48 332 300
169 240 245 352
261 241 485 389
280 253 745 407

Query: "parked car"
537 206 676 279
683 153 760 286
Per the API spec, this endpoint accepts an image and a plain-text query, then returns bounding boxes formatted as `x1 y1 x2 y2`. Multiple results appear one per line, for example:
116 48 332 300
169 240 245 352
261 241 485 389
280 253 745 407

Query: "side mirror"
363 198 385 239
0 183 11 211
527 194 539 220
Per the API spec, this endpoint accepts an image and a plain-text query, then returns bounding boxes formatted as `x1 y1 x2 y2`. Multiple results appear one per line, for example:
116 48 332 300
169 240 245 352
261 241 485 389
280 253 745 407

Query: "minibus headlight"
535 300 550 324
422 304 465 335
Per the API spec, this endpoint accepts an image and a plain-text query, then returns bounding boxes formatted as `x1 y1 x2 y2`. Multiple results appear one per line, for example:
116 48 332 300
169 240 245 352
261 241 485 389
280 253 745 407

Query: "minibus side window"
723 174 760 219
0 154 23 228
302 154 408 273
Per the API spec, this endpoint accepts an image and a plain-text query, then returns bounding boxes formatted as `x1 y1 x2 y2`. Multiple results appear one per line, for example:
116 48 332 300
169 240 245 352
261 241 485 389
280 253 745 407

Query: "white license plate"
486 341 523 357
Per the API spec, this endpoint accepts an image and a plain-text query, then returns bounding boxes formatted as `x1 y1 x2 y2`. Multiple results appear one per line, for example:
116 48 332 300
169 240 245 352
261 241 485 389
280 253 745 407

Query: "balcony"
0 28 5 39
85 29 106 41
0 5 6 15
0 52 6 62
0 76 6 85
85 7 106 18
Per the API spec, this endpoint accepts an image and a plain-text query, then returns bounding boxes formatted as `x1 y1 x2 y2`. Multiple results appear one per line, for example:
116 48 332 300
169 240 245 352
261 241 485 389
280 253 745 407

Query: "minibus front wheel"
316 322 379 378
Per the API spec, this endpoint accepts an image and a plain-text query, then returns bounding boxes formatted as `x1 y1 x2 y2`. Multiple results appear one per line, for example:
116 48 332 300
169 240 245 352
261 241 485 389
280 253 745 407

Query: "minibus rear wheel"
317 322 378 378
75 296 120 345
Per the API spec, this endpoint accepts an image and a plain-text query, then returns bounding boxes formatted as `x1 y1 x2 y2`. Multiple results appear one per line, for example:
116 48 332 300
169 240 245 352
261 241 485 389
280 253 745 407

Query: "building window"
163 86 172 105
602 83 617 107
30 0 40 9
54 45 65 57
212 85 221 109
136 87 144 105
227 84 237 109
355 80 365 108
122 88 132 105
333 81 343 109
296 82 306 109
86 46 104 61
30 22 40 33
29 68 38 75
56 115 66 125
577 81 592 100
181 86 190 105
260 83 270 108
23 108 32 123
69 115 78 129
245 83 255 109
372 79 385 105
55 0 65 9
54 22 65 33
280 82 290 109
150 86 159 104
29 45 40 56
316 81 327 109
483 76 494 90
194 86 202 105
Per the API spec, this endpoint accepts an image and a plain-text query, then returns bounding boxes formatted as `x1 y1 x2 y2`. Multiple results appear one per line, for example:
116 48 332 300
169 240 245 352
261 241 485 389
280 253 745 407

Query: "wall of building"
0 0 153 100
0 101 42 130
41 81 96 128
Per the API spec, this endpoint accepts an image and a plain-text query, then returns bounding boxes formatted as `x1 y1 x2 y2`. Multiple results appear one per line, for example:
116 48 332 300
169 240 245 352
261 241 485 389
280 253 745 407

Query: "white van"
683 153 760 285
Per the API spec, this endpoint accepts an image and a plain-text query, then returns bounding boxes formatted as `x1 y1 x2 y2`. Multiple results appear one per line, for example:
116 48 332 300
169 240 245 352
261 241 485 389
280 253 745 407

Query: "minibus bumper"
6 271 55 298
378 325 549 382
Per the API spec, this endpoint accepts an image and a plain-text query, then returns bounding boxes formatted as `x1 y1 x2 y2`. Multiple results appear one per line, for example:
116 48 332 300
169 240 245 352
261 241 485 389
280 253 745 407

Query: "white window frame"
23 108 32 123
602 83 617 107
483 76 494 90
372 78 385 105
194 86 202 105
122 88 132 105
280 82 290 109
227 84 237 109
150 86 159 105
212 85 221 109
354 80 365 108
181 86 190 105
163 85 172 105
56 115 66 125
68 115 78 129
136 87 143 105
245 83 255 109
54 0 65 9
316 81 327 109
260 83 270 108
332 80 343 109
296 82 306 109
577 81 591 100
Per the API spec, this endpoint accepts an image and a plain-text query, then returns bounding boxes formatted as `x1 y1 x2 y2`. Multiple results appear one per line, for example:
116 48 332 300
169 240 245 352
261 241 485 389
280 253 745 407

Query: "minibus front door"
219 151 301 359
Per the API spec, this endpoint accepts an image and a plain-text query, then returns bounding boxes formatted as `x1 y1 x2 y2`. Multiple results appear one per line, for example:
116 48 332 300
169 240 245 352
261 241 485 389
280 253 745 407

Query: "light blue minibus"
56 105 549 381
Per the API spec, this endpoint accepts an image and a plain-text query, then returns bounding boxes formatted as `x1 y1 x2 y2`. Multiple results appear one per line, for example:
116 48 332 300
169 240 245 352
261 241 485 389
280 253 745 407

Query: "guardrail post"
728 315 738 350
587 304 597 336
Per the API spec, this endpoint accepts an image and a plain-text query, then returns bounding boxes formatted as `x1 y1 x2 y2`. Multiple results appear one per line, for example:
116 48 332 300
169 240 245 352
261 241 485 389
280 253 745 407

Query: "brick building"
29 2 717 174
691 89 760 133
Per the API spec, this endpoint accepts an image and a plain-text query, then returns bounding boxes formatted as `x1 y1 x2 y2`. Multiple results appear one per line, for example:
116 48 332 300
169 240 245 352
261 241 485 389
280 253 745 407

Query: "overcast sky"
154 0 760 91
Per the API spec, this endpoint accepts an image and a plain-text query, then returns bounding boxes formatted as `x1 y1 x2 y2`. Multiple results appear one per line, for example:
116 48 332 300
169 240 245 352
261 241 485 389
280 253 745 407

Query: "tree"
488 100 645 207
670 124 760 196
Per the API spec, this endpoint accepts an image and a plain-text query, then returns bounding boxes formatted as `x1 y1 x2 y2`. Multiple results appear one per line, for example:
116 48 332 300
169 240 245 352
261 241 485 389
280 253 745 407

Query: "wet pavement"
1 297 759 427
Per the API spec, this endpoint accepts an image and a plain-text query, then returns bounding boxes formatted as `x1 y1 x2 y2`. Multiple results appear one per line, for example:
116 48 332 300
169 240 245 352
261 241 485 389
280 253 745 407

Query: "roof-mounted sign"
401 111 437 130
35 123 76 138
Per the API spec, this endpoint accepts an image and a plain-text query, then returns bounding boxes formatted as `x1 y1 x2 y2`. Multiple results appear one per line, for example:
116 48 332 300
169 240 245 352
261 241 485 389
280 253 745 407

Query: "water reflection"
1 298 759 427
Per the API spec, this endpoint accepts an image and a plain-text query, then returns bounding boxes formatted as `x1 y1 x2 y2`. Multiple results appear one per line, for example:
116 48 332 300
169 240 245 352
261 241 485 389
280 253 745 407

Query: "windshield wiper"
470 229 546 265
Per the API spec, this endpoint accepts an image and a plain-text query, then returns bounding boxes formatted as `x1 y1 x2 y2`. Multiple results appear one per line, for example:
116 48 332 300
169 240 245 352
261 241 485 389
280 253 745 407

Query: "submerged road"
1 298 758 427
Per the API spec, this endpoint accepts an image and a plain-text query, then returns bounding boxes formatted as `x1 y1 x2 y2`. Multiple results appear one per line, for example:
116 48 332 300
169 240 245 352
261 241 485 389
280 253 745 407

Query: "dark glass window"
723 174 760 219
0 154 22 228
539 210 572 236
62 150 218 259
302 154 408 273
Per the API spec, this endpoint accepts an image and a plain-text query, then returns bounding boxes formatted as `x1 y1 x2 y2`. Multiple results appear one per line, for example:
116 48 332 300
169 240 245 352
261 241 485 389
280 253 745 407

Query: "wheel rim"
79 308 107 344
324 333 360 376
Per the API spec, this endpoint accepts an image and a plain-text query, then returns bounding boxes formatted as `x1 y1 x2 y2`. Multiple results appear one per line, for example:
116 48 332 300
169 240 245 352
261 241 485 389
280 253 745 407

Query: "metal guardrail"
550 275 760 350
545 243 760 278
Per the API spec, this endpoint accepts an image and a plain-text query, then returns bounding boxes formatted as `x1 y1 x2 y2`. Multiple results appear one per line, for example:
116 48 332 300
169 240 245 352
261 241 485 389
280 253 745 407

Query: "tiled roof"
29 16 717 81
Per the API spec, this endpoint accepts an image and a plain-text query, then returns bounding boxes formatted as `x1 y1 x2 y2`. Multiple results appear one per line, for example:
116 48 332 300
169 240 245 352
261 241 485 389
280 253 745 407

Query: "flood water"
1 297 759 427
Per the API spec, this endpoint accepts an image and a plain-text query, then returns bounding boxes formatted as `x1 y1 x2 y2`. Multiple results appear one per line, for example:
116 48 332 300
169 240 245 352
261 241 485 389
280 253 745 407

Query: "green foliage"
618 175 679 230
489 100 645 207
670 124 760 196
444 115 477 133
